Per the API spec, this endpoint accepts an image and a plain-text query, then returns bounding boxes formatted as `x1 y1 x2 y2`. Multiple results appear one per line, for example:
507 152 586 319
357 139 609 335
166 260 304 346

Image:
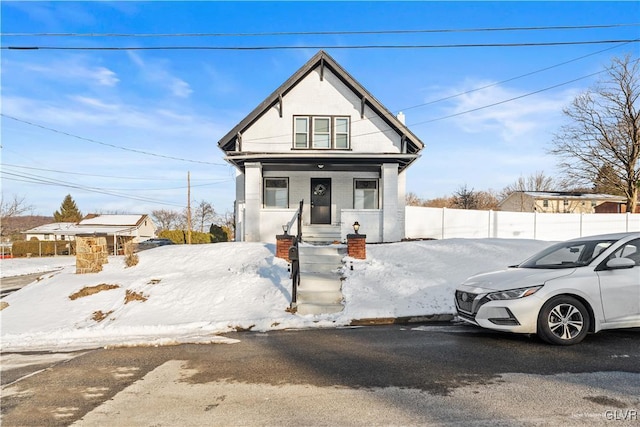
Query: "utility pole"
187 171 192 244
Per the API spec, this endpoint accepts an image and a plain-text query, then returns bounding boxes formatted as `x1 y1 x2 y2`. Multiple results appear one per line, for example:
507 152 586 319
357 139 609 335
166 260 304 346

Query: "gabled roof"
218 50 424 158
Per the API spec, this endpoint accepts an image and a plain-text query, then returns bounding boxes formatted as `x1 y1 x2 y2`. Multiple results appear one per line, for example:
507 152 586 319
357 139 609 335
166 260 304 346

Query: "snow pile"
0 239 551 352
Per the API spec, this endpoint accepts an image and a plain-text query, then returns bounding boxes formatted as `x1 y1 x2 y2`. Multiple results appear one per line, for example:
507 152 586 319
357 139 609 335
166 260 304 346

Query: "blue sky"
1 1 639 217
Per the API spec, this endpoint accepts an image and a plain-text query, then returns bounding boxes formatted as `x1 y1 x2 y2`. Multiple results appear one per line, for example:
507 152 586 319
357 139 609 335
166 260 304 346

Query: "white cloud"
127 52 193 98
14 58 120 87
437 79 578 144
170 79 193 98
93 67 119 87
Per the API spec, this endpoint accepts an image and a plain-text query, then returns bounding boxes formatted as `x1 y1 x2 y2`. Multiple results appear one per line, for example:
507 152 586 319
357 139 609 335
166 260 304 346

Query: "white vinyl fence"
405 206 640 241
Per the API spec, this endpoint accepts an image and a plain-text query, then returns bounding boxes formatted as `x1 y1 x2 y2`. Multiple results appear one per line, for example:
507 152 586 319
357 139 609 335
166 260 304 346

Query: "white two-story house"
218 51 424 243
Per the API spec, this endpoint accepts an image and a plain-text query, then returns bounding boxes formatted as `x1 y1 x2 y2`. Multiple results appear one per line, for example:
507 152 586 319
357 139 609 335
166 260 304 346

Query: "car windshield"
519 239 617 269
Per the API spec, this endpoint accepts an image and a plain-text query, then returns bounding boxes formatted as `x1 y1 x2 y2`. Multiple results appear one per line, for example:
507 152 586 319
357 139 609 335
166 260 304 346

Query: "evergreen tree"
209 224 229 243
53 194 83 222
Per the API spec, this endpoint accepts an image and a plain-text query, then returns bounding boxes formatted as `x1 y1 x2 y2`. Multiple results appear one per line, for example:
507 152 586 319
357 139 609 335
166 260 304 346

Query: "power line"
5 39 640 51
245 68 608 144
4 23 638 37
1 170 186 207
1 163 228 182
399 42 632 112
1 114 227 166
410 71 606 126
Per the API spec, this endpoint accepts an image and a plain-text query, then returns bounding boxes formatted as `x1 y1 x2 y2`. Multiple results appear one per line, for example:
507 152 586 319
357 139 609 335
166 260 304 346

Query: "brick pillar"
276 235 294 262
347 234 366 259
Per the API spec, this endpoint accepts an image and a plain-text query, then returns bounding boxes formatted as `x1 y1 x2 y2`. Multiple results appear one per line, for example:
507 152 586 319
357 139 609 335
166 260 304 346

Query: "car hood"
459 267 576 292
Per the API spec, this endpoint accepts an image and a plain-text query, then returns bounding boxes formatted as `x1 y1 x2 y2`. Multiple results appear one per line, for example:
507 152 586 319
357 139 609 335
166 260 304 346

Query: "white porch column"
397 169 407 240
234 169 246 242
244 162 262 242
382 163 401 242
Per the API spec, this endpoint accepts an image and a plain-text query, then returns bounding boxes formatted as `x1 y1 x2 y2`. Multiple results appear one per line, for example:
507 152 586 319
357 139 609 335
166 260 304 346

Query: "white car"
455 232 640 345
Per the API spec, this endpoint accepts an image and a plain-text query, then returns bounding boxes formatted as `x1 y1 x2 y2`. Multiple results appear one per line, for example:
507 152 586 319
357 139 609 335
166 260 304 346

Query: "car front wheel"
537 296 590 345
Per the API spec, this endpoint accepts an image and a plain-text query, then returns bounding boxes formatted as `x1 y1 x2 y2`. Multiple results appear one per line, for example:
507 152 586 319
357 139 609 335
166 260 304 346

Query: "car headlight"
486 285 543 301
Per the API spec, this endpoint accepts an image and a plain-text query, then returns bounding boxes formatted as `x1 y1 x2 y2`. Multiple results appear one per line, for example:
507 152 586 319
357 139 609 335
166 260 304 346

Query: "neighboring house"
218 50 424 243
22 214 157 254
499 191 627 214
23 222 78 241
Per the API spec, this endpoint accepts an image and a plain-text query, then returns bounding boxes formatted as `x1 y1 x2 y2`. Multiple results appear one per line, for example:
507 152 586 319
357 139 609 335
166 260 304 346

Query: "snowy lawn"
0 239 551 352
0 255 76 278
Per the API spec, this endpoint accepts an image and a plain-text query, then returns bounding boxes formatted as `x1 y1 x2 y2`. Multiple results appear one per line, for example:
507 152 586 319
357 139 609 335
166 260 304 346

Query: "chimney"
396 111 405 125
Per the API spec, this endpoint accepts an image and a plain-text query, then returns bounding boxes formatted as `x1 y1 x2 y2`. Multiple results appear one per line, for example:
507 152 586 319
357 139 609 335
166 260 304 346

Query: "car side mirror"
605 258 636 270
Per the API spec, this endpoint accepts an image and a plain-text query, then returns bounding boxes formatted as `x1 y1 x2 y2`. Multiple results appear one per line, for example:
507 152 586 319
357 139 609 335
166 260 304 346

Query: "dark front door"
311 178 331 224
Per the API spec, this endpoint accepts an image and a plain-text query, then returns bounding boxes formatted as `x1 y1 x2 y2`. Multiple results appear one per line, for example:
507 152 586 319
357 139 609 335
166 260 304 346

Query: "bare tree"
475 190 500 210
193 200 216 233
405 192 425 207
151 209 182 231
550 54 640 213
499 171 556 200
1 194 32 220
1 194 34 241
452 185 478 210
423 197 454 208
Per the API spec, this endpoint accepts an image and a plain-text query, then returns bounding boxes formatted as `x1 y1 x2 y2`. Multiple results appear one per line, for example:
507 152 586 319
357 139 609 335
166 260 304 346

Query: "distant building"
499 191 627 213
22 214 156 254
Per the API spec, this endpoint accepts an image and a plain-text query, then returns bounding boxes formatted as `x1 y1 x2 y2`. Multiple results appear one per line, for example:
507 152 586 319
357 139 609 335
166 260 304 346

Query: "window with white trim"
354 179 379 209
335 118 349 149
293 116 350 149
294 117 309 148
264 178 289 208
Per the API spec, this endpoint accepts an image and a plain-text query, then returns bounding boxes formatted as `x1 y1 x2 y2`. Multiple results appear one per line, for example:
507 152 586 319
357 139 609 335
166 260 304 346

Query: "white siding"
241 68 401 154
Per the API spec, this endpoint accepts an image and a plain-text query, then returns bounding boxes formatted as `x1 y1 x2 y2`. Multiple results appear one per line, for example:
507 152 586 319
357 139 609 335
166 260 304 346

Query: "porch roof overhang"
224 151 420 172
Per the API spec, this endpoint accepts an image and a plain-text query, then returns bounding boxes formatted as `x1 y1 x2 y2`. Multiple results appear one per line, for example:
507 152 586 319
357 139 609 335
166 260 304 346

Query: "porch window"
264 178 289 208
354 179 379 209
293 116 350 149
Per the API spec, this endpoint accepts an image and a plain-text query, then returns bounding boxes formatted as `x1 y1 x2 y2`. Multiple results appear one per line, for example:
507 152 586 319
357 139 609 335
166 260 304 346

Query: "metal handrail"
289 200 303 310
297 200 303 243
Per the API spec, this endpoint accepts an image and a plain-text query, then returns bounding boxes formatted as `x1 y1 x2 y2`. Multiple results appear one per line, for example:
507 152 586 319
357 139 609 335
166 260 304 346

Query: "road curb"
350 313 455 326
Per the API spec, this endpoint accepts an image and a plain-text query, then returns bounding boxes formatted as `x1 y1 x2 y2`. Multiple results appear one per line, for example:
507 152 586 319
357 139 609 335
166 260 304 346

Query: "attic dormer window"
293 116 350 149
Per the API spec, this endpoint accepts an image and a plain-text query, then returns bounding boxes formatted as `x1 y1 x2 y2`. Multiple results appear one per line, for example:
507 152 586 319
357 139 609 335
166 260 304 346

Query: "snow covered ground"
0 255 76 278
0 239 551 352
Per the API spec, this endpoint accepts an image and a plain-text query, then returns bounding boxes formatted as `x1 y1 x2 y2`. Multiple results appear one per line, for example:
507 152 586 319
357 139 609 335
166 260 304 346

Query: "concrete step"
298 244 346 257
297 290 343 305
299 254 343 274
300 263 342 274
294 242 345 315
302 226 342 244
299 272 342 291
296 303 344 315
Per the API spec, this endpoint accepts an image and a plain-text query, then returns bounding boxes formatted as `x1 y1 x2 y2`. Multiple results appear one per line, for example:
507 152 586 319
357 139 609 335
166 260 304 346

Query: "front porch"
236 204 393 243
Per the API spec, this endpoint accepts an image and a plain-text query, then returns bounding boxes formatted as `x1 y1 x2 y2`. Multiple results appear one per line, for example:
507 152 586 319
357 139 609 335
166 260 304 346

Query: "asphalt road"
0 272 54 297
2 324 639 426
